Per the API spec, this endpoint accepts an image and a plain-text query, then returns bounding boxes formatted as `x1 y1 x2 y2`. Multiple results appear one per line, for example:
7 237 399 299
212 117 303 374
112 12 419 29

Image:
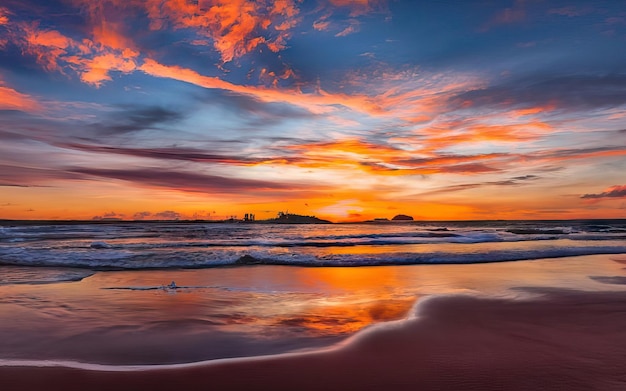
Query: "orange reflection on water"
272 297 415 336
271 266 419 335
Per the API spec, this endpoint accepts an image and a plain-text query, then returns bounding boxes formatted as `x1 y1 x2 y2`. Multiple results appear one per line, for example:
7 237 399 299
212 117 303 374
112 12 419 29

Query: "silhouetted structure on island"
392 214 414 221
265 211 331 224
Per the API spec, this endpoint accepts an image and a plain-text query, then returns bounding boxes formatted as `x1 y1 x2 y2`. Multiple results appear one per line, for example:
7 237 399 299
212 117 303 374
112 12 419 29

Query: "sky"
0 0 625 221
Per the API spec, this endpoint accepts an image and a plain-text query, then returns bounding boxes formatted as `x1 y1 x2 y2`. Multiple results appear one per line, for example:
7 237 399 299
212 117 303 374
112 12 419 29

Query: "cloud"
76 51 137 86
133 211 152 220
482 0 526 31
605 17 625 26
335 20 359 37
21 25 74 73
92 212 124 220
144 0 301 63
420 122 553 150
313 18 331 31
0 77 41 112
57 143 275 165
139 58 381 115
534 146 626 162
548 6 592 17
153 210 181 220
0 7 9 25
90 106 184 135
284 139 511 175
0 164 81 186
327 0 387 17
448 74 626 112
581 185 626 199
511 174 539 181
15 21 138 87
199 90 316 125
70 167 291 194
91 211 125 220
424 174 542 195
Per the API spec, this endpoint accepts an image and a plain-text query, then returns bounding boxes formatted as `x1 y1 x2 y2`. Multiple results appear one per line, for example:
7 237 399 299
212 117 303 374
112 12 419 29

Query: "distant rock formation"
366 218 390 223
391 214 414 221
265 212 331 224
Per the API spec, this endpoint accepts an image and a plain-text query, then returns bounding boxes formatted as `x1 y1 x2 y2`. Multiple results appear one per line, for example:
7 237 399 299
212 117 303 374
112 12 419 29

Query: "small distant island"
261 212 331 224
365 215 414 223
391 214 414 221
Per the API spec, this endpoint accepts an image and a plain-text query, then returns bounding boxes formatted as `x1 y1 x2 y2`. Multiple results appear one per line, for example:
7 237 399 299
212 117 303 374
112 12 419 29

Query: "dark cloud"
70 167 291 194
397 153 509 167
91 211 125 220
531 146 625 159
91 106 184 135
491 175 541 186
511 175 539 181
58 143 262 165
103 211 123 218
425 174 542 195
194 90 317 126
0 130 33 141
133 211 152 220
0 164 81 186
449 74 626 111
440 163 499 174
153 210 182 220
57 142 316 166
581 185 626 199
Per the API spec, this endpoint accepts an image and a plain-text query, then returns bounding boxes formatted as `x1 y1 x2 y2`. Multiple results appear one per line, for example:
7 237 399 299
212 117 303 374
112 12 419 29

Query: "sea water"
1 220 625 270
0 220 625 364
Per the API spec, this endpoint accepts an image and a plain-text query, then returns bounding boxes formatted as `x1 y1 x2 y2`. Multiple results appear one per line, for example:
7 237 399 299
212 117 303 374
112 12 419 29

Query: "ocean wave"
0 266 95 285
1 246 625 270
3 221 626 251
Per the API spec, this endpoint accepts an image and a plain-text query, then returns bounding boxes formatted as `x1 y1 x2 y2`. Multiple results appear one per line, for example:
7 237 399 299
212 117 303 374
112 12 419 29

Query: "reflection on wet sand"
0 254 625 365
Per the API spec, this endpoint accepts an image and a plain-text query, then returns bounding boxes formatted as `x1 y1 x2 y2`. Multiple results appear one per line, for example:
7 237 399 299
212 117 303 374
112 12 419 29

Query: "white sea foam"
1 244 625 269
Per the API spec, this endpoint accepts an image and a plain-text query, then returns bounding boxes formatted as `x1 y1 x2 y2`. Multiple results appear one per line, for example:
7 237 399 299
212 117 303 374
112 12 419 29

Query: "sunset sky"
1 0 625 221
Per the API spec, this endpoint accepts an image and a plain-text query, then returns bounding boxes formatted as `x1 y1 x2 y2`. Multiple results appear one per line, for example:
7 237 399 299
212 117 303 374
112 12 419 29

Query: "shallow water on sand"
1 254 625 365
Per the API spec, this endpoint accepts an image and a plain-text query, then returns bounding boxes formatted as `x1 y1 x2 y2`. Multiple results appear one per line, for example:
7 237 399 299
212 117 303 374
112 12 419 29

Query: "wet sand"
2 288 626 391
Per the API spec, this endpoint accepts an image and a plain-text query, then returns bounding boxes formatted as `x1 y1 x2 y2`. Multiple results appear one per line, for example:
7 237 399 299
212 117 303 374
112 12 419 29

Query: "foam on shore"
2 288 625 390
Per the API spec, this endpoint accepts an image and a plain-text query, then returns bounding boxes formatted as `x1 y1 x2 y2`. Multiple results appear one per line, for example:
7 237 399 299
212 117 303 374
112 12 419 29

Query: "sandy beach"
2 287 626 390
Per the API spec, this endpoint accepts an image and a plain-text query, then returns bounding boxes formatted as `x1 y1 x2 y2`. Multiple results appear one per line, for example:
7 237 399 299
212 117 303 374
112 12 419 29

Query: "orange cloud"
0 7 9 25
75 53 137 87
22 25 73 72
279 138 509 176
0 78 41 112
428 121 553 146
92 21 136 51
335 21 359 37
512 104 557 117
313 19 331 31
139 58 381 114
144 0 301 63
16 18 138 87
68 0 138 51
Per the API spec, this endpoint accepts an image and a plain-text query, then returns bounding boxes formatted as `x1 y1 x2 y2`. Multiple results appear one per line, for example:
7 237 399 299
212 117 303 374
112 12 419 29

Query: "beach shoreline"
2 287 626 390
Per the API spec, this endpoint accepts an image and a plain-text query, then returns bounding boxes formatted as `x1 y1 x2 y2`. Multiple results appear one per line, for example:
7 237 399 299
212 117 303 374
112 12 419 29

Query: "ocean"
1 219 626 366
2 219 626 270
